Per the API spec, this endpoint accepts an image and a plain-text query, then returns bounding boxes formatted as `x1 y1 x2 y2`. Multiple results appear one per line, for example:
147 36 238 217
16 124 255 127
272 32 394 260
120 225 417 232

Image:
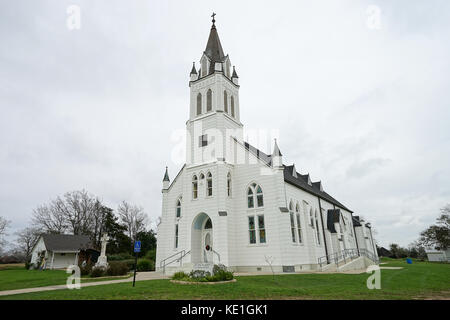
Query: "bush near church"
171 264 234 283
137 259 154 271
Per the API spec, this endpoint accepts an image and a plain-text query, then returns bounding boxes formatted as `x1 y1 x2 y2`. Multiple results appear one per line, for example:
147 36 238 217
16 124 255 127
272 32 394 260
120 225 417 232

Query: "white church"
156 16 379 274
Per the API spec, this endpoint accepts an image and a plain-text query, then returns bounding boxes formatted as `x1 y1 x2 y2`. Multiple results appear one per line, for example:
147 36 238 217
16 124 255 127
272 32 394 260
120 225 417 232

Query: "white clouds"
0 0 449 248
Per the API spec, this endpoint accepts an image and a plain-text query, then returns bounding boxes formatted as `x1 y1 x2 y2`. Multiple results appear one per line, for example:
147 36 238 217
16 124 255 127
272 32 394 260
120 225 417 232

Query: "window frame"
196 93 202 115
206 172 213 197
192 175 198 199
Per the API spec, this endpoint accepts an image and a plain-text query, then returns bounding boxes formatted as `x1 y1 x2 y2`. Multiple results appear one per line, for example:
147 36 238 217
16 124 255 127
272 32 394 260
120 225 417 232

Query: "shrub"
137 259 154 272
79 263 93 276
107 253 133 261
90 266 105 278
144 249 156 262
189 270 211 279
107 261 129 276
123 259 137 270
212 264 227 275
212 270 234 281
24 262 31 270
172 271 189 280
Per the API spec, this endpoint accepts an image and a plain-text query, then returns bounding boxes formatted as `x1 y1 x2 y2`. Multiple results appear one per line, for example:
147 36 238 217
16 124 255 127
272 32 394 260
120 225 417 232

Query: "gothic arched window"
176 198 181 218
204 218 212 229
289 201 296 243
247 183 263 208
296 203 302 243
206 172 213 197
315 210 321 245
192 175 198 199
197 93 202 116
231 96 235 117
224 91 228 113
207 89 212 112
227 172 231 197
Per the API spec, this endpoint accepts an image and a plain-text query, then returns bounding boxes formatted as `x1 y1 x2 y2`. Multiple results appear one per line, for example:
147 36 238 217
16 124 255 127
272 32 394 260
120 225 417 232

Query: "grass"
0 265 132 291
0 258 449 300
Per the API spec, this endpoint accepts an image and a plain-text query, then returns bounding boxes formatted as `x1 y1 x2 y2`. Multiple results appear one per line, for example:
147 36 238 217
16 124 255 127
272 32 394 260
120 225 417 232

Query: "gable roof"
238 140 352 212
41 234 93 252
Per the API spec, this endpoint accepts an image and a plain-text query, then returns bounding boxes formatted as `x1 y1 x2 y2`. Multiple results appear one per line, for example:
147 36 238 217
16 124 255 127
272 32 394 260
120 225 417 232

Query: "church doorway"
191 213 214 264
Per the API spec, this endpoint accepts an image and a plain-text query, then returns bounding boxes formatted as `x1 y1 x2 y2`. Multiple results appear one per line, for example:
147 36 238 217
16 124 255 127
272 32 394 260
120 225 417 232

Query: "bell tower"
186 14 243 166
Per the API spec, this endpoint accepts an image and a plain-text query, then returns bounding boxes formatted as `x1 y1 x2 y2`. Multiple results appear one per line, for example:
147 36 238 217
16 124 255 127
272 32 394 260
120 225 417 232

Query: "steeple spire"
163 166 170 182
204 14 225 66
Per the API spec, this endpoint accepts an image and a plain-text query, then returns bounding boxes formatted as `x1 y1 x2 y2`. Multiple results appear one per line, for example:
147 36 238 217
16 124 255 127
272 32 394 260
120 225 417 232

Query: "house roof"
41 234 93 252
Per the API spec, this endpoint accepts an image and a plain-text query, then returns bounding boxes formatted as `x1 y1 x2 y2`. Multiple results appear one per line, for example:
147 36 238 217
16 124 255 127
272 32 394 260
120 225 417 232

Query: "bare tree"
15 227 41 261
117 201 149 241
0 216 11 250
32 190 105 242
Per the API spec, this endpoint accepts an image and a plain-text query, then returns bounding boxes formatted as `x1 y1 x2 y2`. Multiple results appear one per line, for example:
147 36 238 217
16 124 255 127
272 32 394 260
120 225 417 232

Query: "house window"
248 216 256 244
247 183 263 208
176 199 181 218
197 93 202 115
175 224 179 249
206 172 212 197
199 134 208 147
224 91 228 113
192 175 198 199
207 89 212 112
231 96 235 117
258 215 266 243
296 203 302 243
227 172 231 197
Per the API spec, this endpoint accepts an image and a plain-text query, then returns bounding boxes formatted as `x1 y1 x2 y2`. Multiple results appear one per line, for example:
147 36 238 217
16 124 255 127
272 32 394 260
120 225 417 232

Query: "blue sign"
134 241 141 253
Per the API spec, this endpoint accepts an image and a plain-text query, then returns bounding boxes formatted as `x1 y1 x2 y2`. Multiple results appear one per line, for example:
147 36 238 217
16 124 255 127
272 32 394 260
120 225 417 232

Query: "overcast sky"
1 0 449 248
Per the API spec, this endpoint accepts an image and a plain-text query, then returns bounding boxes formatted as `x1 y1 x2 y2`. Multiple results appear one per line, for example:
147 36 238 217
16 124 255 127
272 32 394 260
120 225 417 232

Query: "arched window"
207 89 212 112
231 96 235 117
227 172 231 197
199 173 205 180
197 93 202 115
206 172 212 197
296 203 302 243
247 183 264 208
176 198 181 218
224 91 228 113
315 210 321 245
289 201 296 243
309 208 314 226
192 175 198 199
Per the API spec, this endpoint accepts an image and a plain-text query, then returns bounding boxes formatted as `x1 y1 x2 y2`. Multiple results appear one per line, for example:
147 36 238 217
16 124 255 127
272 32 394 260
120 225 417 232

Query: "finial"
211 12 216 26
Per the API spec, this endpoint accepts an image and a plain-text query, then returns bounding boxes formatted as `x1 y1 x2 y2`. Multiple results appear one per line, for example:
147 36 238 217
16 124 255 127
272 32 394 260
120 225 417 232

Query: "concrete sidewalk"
0 272 169 297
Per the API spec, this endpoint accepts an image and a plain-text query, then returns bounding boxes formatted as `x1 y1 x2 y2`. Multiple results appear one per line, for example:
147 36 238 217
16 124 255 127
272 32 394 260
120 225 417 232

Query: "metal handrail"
212 249 220 263
160 250 191 274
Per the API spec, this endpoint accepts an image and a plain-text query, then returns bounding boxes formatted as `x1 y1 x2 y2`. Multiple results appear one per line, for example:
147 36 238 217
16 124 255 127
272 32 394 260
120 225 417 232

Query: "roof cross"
211 12 216 25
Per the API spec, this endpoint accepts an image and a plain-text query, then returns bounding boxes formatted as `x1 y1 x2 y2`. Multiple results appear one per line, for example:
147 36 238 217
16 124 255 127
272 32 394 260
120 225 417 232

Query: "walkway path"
0 272 169 297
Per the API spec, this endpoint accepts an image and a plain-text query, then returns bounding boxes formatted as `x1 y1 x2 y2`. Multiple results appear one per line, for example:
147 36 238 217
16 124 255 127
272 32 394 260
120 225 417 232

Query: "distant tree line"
379 204 450 260
1 190 156 263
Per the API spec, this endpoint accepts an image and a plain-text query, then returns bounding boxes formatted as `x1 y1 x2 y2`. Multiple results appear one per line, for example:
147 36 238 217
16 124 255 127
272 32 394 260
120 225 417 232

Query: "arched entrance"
191 213 214 264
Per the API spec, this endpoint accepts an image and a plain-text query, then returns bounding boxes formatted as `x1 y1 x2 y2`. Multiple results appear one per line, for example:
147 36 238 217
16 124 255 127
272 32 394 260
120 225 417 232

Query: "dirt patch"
413 291 450 300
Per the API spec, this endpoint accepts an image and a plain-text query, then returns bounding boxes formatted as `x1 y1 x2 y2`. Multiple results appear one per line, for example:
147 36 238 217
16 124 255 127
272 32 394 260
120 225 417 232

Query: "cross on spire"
211 12 216 26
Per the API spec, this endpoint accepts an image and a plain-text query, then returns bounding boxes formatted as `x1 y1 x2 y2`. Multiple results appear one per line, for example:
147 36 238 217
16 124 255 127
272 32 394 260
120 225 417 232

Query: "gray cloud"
1 0 449 249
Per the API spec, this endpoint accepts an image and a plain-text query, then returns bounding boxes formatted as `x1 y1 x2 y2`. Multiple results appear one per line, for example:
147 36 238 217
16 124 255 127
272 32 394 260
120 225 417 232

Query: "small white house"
425 248 450 262
30 234 96 269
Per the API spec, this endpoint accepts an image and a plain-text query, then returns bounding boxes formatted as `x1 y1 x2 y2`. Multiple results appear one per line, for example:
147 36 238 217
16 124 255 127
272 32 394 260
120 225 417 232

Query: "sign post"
133 240 141 287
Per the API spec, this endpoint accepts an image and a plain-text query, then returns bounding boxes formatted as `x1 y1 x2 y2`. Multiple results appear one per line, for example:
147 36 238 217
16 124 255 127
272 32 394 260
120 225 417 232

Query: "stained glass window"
258 215 266 243
248 216 256 244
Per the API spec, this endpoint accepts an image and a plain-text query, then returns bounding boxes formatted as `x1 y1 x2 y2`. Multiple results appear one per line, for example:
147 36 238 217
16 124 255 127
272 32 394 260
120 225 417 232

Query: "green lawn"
1 259 449 300
0 266 131 291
